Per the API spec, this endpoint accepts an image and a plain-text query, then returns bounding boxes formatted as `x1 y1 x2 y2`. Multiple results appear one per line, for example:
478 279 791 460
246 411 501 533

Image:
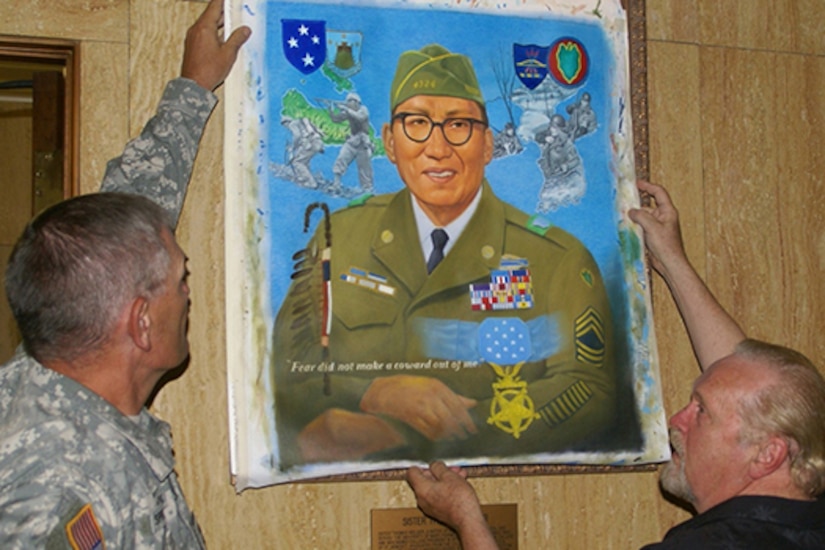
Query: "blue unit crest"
513 43 550 90
325 30 363 78
282 19 326 75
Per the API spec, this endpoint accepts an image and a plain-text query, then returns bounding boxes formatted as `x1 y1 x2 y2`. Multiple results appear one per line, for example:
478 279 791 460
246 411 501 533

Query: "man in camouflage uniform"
273 44 618 467
0 0 249 547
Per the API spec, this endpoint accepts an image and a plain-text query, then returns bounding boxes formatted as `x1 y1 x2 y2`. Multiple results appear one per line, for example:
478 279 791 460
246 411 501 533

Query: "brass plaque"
371 504 517 550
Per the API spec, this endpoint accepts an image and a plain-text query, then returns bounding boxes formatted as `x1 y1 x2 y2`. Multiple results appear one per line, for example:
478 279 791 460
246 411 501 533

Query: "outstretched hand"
181 0 251 91
629 180 745 368
628 180 688 278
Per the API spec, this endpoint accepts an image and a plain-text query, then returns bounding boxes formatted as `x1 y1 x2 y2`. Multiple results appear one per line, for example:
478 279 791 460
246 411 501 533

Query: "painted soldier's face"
661 356 768 513
383 95 493 226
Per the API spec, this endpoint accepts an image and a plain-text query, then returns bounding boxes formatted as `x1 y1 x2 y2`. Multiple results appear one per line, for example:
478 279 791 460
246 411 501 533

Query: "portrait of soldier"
272 44 619 468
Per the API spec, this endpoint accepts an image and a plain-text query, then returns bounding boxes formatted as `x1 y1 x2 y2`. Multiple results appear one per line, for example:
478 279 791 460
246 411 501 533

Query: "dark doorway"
0 37 78 362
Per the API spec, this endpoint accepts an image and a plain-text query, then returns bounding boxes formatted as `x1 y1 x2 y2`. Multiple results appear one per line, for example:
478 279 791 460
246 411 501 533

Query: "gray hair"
5 192 173 362
735 339 825 497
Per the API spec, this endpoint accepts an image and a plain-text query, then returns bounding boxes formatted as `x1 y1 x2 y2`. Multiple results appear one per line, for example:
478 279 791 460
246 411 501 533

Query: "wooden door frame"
0 36 79 200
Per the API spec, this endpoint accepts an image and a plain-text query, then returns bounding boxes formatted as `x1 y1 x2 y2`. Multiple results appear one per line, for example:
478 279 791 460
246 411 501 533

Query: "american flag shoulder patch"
65 503 105 550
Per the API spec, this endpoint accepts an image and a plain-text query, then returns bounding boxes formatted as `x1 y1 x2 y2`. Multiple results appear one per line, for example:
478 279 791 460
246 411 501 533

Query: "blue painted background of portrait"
222 0 669 486
260 2 624 317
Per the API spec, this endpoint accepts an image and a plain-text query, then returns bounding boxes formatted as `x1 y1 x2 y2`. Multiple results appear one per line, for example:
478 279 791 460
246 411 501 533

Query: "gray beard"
659 459 696 504
660 430 697 505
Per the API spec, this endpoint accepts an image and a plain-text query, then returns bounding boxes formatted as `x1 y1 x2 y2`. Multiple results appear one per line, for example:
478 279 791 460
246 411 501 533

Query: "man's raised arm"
99 0 250 229
629 180 745 370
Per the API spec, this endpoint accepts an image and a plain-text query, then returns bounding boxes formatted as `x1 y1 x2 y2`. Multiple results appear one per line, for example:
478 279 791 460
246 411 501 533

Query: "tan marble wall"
0 1 130 194
2 0 823 547
647 0 825 366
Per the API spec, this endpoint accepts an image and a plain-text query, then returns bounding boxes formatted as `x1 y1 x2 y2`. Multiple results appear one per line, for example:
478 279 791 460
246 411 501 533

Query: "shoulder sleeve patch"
64 504 104 550
525 213 553 236
346 192 374 208
580 268 594 288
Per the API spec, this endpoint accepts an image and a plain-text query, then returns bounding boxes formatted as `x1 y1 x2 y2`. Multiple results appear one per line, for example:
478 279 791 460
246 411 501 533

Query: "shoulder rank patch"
525 213 553 235
346 193 373 207
580 268 594 288
65 504 104 550
575 306 605 366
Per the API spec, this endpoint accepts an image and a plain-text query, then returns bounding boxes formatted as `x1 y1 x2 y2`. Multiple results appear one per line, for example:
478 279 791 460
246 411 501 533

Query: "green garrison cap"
390 44 485 112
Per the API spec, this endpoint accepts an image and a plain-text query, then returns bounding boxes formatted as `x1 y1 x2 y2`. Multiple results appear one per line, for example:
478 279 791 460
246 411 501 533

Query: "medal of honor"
478 318 539 438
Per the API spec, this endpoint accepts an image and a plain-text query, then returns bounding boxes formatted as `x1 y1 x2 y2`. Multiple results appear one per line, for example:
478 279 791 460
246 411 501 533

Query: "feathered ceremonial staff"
302 202 332 395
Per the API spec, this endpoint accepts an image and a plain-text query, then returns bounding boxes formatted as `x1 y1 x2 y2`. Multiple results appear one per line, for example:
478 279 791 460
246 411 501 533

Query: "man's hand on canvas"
628 180 690 280
406 461 500 550
297 409 406 462
360 375 478 441
181 0 251 91
629 179 745 370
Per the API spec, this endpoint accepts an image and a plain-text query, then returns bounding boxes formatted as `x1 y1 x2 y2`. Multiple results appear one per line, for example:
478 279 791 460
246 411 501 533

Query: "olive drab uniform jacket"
273 181 618 466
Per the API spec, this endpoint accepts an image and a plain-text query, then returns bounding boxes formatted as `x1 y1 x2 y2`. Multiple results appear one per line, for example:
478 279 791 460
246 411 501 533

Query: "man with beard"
405 180 825 549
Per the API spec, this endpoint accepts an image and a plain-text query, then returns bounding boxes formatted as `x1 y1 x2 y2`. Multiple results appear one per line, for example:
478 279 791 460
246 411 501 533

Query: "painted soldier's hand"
297 409 406 462
181 0 251 91
360 375 478 441
628 180 690 280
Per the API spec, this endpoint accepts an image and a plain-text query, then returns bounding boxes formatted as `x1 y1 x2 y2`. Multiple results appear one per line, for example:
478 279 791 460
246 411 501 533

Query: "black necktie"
426 228 449 274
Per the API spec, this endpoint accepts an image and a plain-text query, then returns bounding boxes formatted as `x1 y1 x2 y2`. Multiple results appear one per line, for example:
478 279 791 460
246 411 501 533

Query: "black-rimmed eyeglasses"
392 112 488 146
